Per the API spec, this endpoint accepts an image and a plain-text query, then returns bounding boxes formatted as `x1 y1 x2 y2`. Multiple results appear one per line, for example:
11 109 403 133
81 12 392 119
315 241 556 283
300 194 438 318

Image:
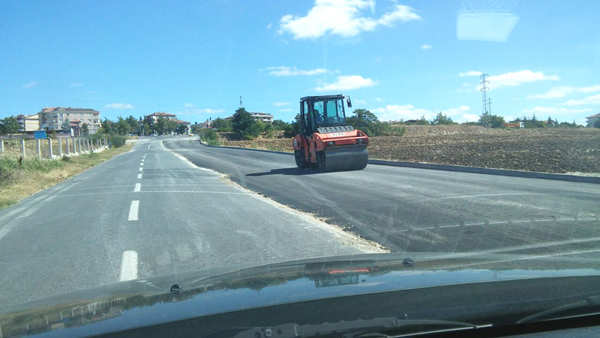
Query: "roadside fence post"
1 140 4 157
78 138 82 153
58 137 63 157
48 138 53 159
21 139 26 158
36 139 41 159
66 138 71 156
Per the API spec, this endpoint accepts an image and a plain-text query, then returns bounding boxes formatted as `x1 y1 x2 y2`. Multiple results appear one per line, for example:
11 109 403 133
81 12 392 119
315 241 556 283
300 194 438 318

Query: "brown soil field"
214 126 600 173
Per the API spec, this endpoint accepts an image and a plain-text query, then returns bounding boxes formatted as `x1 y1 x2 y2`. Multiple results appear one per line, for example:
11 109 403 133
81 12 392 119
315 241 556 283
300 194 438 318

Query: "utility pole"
480 74 489 115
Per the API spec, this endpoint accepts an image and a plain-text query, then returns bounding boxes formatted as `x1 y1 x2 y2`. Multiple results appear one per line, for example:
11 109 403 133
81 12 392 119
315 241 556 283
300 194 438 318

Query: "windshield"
313 99 347 127
1 0 600 336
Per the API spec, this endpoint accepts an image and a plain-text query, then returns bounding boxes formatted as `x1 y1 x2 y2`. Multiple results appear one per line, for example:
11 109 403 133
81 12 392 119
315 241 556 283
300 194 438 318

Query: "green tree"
165 119 177 134
101 118 116 134
116 116 132 135
430 112 455 125
347 109 383 136
61 118 71 131
480 113 505 128
594 119 600 128
0 116 20 138
283 114 300 137
176 124 188 134
271 119 289 130
81 123 90 136
142 121 150 135
155 117 167 135
479 113 492 128
127 116 139 133
490 115 505 128
416 116 430 125
232 107 260 139
212 118 233 132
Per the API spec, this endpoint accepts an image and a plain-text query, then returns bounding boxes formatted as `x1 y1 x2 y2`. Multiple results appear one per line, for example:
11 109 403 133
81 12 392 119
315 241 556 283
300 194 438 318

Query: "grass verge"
0 144 133 209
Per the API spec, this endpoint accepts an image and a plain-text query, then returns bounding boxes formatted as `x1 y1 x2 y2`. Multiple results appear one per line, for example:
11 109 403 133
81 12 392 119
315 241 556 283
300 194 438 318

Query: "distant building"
144 112 177 124
38 107 101 134
16 113 39 132
225 112 273 123
587 113 600 127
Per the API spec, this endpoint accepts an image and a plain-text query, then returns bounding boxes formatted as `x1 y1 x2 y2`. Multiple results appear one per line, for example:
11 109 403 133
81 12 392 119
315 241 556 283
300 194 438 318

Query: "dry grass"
0 144 133 209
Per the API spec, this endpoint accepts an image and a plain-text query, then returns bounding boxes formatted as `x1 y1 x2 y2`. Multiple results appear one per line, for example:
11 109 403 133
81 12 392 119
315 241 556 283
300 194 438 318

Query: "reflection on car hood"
2 252 600 337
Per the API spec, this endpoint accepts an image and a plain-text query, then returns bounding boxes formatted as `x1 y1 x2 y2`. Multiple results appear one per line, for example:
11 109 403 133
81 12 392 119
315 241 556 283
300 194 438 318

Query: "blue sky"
1 0 599 124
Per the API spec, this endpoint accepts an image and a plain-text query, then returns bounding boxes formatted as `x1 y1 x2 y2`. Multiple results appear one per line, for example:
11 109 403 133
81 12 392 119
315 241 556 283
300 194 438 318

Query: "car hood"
2 252 600 337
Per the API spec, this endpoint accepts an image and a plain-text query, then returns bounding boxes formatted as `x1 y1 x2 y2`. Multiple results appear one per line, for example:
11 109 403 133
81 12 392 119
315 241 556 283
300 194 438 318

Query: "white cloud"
70 83 83 88
184 103 195 108
314 75 378 92
522 107 593 114
372 104 472 122
580 85 600 93
354 99 367 104
456 114 480 123
106 103 134 110
457 12 519 42
273 102 291 106
461 83 471 87
486 70 559 90
371 104 435 121
279 108 293 112
374 97 384 102
278 1 420 39
420 44 432 50
563 94 600 106
177 108 225 116
527 85 600 99
21 81 39 88
266 22 273 30
459 71 482 77
444 105 471 116
266 66 328 76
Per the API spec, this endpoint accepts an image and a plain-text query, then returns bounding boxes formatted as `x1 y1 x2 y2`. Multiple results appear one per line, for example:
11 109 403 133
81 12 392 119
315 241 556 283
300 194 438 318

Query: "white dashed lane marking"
119 250 138 281
134 183 141 192
137 174 142 179
128 200 139 221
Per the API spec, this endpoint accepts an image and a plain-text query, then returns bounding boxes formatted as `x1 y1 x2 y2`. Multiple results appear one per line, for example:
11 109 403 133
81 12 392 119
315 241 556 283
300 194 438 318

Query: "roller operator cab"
293 94 369 172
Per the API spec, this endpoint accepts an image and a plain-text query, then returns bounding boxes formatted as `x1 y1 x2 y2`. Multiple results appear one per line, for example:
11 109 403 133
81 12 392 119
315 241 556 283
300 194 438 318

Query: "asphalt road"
166 138 600 254
1 136 599 309
0 138 379 309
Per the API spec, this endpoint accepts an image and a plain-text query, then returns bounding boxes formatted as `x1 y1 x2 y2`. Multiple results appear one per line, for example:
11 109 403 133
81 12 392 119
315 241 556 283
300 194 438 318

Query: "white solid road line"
128 200 139 221
137 174 142 179
140 163 144 166
119 251 139 281
139 167 143 171
134 183 141 192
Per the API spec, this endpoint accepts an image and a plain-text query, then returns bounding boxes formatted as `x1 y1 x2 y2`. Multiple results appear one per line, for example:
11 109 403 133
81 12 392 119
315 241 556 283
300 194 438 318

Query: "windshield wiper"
233 317 481 338
517 295 600 324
